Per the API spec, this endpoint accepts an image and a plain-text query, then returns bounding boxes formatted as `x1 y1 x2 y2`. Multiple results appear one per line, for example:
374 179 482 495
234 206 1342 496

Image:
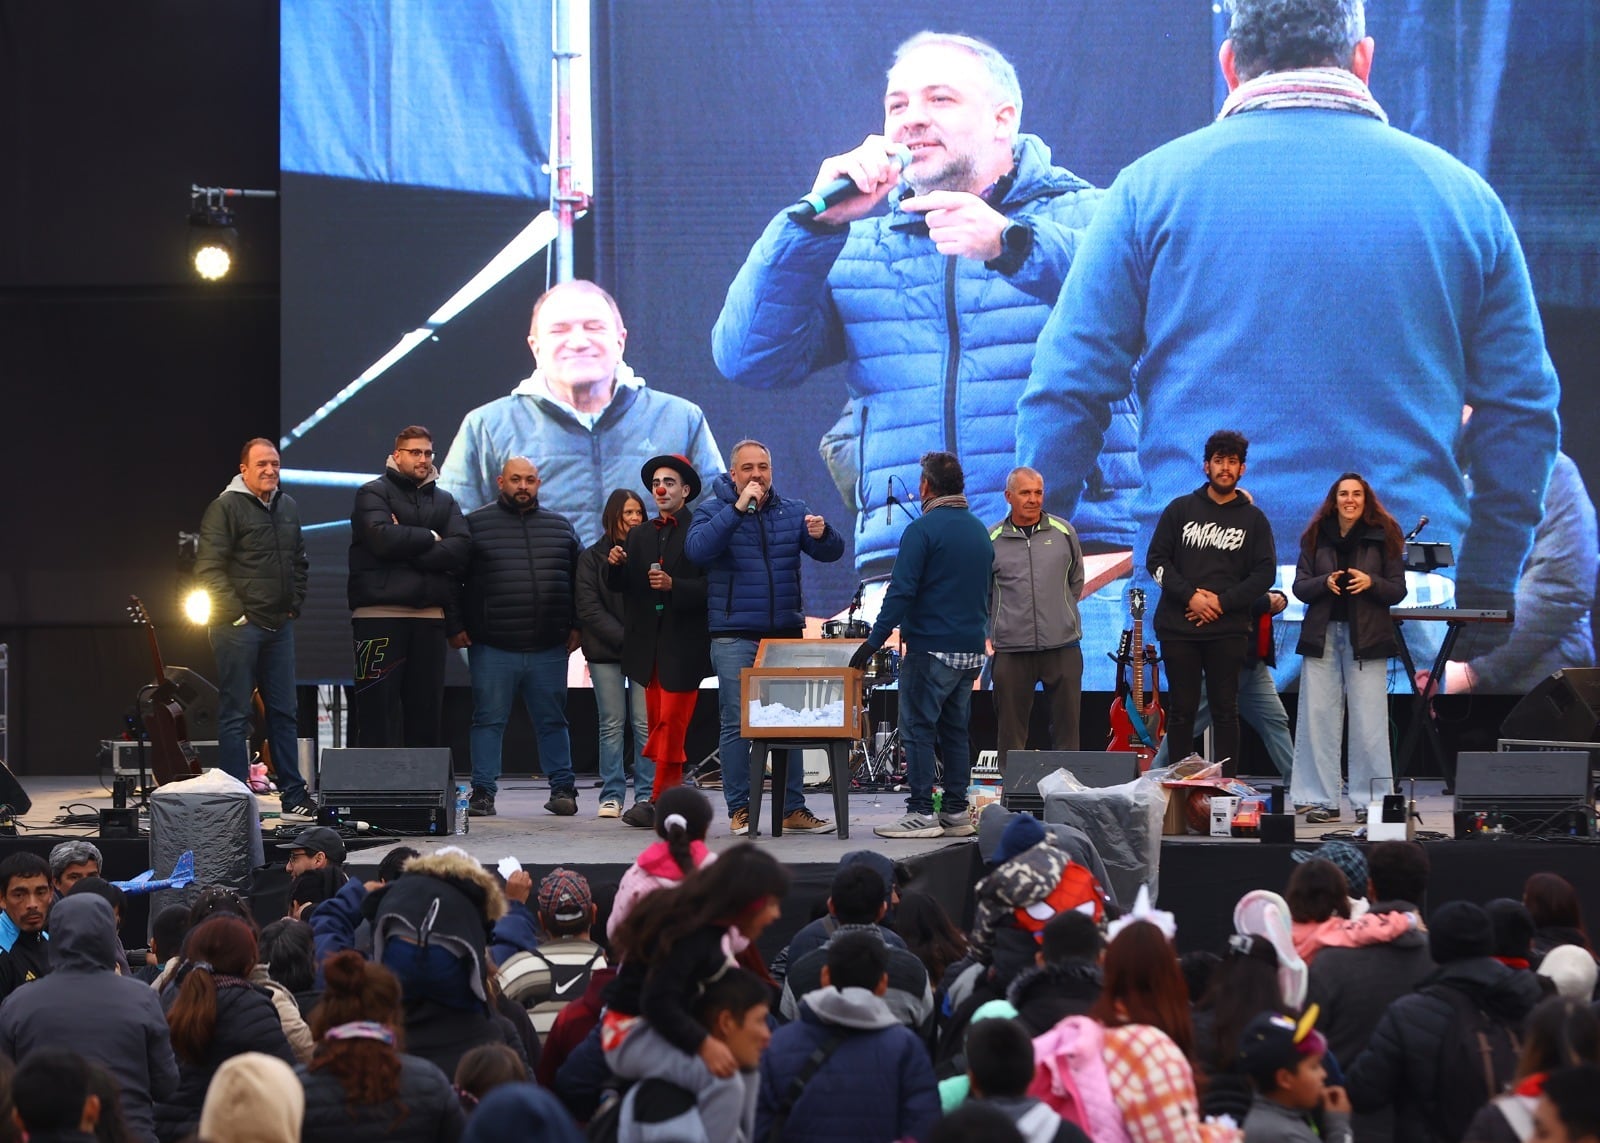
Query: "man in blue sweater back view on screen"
1017 0 1561 683
850 451 994 839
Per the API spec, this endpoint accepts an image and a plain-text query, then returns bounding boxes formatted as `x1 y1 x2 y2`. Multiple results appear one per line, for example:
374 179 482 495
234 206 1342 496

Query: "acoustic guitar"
1106 587 1165 771
126 596 202 783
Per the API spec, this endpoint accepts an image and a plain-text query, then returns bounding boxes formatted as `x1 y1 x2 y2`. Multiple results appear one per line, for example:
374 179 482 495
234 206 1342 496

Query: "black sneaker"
621 801 655 828
468 789 496 817
545 788 579 816
279 795 319 823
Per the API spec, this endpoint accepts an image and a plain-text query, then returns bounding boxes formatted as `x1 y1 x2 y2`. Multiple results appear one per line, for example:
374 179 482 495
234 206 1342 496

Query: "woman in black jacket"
155 916 296 1141
576 489 654 822
299 950 465 1143
1289 473 1407 824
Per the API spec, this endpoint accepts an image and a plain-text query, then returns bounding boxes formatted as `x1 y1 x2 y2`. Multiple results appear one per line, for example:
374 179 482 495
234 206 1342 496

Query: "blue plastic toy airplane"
111 850 196 895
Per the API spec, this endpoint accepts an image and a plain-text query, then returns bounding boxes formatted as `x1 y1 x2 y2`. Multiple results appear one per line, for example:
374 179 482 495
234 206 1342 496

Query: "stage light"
182 588 212 625
187 184 276 281
188 199 237 280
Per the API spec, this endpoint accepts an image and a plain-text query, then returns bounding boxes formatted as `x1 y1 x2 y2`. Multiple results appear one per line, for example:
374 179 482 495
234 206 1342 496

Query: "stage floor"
12 772 1473 864
14 774 1598 958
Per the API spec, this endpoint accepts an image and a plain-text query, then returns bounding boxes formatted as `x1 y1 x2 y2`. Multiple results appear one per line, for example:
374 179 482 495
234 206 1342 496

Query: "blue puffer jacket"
755 987 939 1143
713 134 1138 571
684 474 846 635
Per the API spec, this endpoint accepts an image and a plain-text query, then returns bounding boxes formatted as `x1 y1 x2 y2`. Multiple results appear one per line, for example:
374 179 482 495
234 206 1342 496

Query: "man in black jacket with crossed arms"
1146 429 1276 776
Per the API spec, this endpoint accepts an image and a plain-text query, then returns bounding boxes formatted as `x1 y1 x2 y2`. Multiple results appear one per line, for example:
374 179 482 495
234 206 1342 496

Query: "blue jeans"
591 662 653 804
711 637 807 816
468 643 575 796
898 649 980 816
1292 622 1394 811
1150 662 1296 781
208 620 307 803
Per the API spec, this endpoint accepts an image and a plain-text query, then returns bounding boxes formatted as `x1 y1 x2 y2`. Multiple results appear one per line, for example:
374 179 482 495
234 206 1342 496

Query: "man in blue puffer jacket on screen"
685 440 846 837
713 30 1138 688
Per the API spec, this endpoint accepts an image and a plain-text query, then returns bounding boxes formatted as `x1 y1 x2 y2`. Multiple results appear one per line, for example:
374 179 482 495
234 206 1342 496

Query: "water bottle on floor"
455 783 470 835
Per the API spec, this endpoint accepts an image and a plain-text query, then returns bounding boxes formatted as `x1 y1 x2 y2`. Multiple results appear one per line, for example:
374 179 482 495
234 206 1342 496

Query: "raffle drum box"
740 639 867 740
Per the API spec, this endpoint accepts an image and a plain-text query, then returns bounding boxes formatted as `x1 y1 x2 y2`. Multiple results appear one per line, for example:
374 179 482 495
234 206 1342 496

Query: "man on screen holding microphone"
713 30 1132 588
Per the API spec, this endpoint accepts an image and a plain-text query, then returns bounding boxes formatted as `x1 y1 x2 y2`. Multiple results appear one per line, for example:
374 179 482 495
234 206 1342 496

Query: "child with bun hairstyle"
608 785 718 942
604 844 789 1143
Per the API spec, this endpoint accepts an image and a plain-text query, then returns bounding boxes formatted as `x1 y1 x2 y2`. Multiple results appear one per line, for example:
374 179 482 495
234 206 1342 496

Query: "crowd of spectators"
0 814 1598 1143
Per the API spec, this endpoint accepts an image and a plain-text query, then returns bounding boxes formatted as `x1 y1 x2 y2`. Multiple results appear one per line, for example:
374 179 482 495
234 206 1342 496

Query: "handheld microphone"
789 146 913 220
883 478 894 525
1404 514 1430 543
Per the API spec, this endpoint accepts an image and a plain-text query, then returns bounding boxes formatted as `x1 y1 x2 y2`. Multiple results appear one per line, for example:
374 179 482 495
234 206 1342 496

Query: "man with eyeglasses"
348 425 471 749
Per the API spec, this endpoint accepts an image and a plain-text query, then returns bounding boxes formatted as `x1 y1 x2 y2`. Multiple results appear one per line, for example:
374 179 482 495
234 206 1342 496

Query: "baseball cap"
1291 841 1367 893
274 826 346 865
537 867 592 922
1238 1005 1327 1078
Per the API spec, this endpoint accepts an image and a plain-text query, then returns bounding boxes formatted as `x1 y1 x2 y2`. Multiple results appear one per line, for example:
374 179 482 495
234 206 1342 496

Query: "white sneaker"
597 799 622 819
874 813 944 839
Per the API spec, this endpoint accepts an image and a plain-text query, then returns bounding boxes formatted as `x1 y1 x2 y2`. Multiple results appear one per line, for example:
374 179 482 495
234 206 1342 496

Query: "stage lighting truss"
188 184 277 280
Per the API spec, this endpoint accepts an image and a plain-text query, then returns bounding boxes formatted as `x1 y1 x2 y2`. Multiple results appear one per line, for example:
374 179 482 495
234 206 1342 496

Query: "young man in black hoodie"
1146 429 1276 776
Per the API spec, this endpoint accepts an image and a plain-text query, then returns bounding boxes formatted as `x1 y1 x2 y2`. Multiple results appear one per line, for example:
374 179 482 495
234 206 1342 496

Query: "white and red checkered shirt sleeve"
1103 1023 1206 1143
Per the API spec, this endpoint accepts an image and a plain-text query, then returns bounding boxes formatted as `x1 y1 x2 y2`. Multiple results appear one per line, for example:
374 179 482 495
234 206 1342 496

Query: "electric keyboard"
1391 607 1512 623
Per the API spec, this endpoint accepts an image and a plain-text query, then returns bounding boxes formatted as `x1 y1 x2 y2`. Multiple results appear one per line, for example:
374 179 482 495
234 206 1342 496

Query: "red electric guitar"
1106 588 1165 771
127 596 202 784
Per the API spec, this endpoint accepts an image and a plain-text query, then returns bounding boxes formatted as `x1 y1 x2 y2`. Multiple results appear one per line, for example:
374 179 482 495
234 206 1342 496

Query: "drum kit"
821 583 904 789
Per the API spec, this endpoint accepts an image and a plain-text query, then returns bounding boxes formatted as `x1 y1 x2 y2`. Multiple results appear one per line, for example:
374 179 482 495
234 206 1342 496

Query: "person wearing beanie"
1539 946 1599 1002
976 805 1116 907
197 1053 304 1143
1347 900 1544 1142
968 813 1107 968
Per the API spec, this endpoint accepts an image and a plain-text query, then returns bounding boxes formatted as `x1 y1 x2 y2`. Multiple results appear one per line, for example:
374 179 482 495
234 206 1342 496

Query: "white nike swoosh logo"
553 976 582 996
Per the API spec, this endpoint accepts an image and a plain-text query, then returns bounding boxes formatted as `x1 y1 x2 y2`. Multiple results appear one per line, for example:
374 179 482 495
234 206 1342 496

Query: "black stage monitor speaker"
0 758 32 816
1455 750 1590 802
162 666 219 740
1502 668 1600 744
1004 750 1141 815
318 747 455 836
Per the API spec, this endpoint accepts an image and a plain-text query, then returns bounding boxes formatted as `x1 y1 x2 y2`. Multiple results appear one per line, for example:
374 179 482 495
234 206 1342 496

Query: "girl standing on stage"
1291 473 1408 824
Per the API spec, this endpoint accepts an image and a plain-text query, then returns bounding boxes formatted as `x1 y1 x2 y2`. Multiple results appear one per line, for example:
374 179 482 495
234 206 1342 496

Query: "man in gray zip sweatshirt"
989 467 1085 773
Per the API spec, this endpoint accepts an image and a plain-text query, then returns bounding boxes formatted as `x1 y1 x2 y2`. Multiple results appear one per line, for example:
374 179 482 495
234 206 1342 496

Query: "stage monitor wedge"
1004 750 1142 815
318 747 454 836
1502 668 1600 744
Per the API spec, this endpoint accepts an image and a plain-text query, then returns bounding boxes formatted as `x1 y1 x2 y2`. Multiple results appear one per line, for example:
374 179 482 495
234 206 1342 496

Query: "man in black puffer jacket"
448 456 582 818
1347 900 1544 1143
348 424 470 749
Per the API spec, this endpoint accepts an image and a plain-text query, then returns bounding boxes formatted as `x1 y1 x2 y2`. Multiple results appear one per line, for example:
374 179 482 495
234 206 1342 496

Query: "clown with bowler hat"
604 454 712 820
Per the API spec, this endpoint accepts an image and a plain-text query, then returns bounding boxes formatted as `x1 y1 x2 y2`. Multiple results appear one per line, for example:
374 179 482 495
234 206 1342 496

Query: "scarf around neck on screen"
1218 65 1388 124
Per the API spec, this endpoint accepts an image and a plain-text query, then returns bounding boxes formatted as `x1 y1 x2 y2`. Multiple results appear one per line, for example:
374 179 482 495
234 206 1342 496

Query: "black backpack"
1424 982 1524 1143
